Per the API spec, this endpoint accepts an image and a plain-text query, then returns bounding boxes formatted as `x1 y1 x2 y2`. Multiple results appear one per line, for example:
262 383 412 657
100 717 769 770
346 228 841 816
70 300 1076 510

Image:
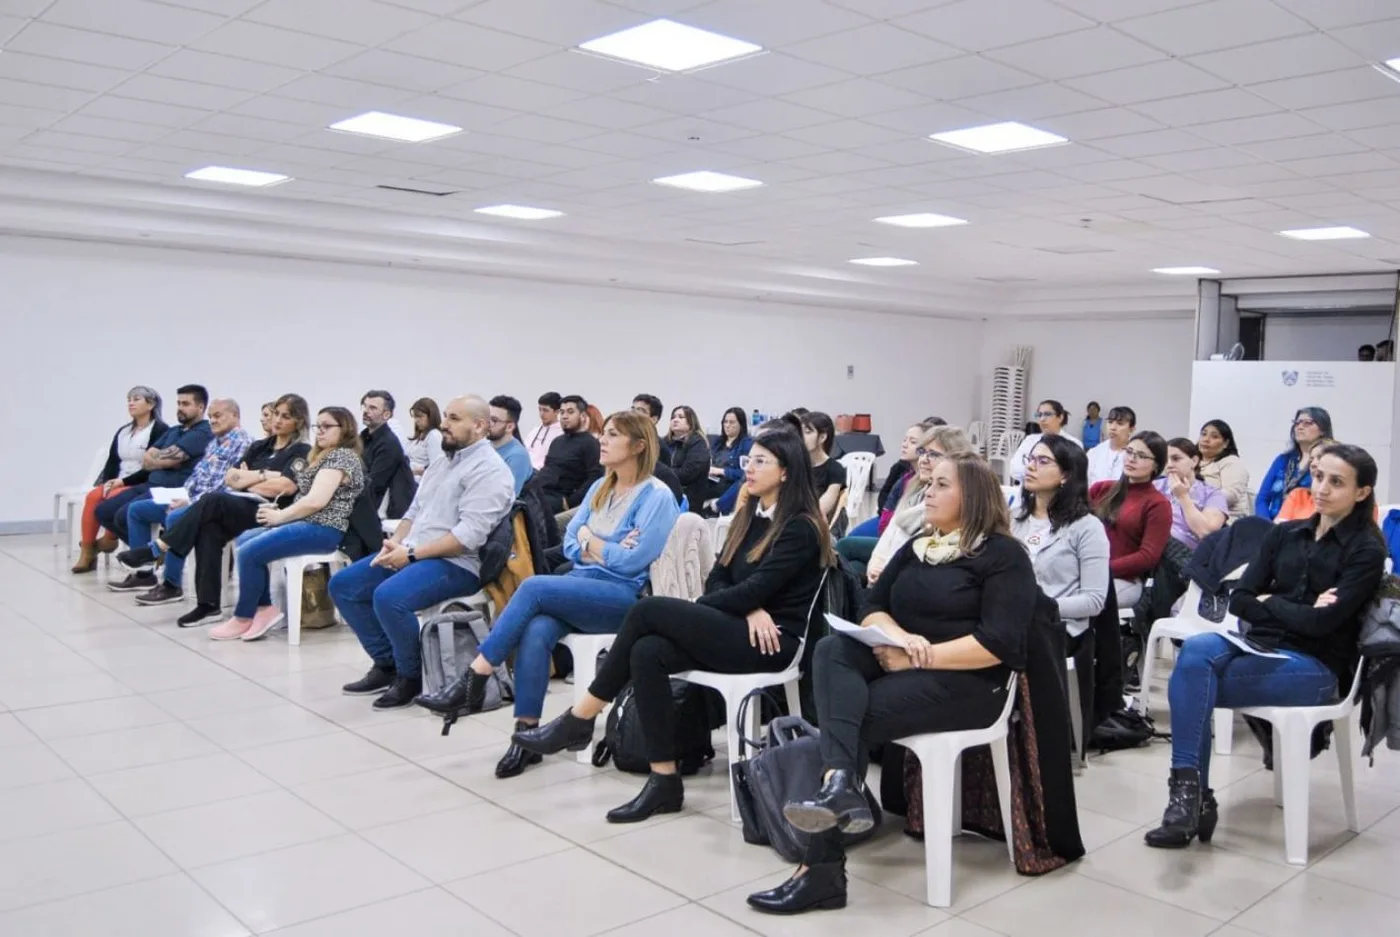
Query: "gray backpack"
419 605 513 735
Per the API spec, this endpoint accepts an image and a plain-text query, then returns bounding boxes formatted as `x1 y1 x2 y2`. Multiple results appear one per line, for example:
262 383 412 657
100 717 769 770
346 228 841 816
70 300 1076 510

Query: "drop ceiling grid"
0 0 1396 283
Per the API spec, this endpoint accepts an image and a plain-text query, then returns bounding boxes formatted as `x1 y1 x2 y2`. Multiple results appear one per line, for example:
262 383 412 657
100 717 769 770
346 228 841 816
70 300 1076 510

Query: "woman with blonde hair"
863 424 974 583
416 410 680 779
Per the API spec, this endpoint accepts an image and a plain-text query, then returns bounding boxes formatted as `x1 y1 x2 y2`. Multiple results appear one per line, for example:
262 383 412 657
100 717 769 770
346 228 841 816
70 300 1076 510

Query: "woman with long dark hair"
1146 443 1386 849
802 410 846 520
1156 438 1228 549
706 407 753 506
1090 431 1172 611
1256 407 1332 520
405 397 444 478
1197 419 1249 520
663 404 711 513
1010 399 1081 482
514 426 835 822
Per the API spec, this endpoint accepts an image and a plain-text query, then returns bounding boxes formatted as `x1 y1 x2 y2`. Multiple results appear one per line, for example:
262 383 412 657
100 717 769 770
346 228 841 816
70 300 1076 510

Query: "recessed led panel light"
653 171 763 192
474 204 564 220
929 121 1069 154
1278 226 1371 241
578 19 762 72
1153 266 1221 275
874 212 968 228
184 166 290 187
329 111 462 143
850 257 919 267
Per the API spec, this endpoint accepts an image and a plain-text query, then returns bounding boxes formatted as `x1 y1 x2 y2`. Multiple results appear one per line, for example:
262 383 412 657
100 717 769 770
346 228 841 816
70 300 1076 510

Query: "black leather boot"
512 710 596 755
414 669 488 716
496 721 544 779
1197 788 1219 844
747 861 848 915
1144 767 1203 848
782 770 873 835
606 772 684 823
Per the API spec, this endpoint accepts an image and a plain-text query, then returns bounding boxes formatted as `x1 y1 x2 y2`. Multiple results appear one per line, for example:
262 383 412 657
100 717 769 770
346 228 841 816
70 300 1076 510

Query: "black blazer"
665 433 711 513
99 419 170 486
360 424 417 519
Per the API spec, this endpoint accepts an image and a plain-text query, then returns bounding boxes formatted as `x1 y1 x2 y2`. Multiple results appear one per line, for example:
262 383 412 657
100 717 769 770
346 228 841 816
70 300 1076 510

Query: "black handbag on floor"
591 680 717 776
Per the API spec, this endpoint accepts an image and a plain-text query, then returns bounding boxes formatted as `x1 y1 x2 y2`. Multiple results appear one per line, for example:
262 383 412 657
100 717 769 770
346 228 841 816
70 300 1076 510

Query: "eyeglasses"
748 456 777 469
1124 449 1153 462
488 416 506 425
1293 418 1317 428
1034 410 1057 419
314 422 338 432
1023 454 1055 468
916 448 945 461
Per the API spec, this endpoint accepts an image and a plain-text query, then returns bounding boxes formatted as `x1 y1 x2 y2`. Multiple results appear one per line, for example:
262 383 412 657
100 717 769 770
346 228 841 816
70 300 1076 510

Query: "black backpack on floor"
592 680 719 776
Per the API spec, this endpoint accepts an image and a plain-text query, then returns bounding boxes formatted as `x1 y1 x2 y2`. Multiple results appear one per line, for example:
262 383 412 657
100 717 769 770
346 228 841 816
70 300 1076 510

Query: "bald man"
110 398 251 594
330 395 516 709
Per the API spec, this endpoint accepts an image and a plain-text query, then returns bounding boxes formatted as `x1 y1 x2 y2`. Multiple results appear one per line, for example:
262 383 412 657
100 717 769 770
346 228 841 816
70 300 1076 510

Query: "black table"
834 433 885 458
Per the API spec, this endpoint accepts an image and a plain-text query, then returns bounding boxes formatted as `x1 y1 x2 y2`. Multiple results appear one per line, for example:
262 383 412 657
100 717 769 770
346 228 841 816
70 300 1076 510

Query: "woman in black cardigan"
515 425 835 821
748 450 1036 915
72 386 168 573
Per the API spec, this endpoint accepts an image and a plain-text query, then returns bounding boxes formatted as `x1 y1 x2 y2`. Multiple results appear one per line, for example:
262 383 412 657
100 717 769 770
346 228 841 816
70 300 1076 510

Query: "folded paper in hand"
824 613 904 648
149 487 187 506
1222 631 1289 659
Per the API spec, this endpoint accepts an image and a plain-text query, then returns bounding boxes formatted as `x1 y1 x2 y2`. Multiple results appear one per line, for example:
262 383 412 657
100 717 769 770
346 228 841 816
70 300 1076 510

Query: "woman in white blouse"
405 397 445 478
1010 399 1081 482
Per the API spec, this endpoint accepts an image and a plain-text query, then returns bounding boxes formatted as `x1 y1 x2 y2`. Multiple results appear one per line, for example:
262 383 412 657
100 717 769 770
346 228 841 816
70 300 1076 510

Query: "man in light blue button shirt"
330 395 515 710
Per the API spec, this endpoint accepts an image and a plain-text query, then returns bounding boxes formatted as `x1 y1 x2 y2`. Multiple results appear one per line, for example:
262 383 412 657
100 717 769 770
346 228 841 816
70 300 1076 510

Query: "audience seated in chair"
1090 431 1172 612
631 393 668 459
746 451 1036 915
802 411 846 521
1145 443 1385 849
405 397 445 479
1196 419 1250 521
1010 399 1081 483
1256 407 1332 520
109 398 251 594
1086 406 1136 485
331 396 516 710
487 395 534 495
583 404 606 441
663 405 711 514
416 410 679 773
513 425 832 821
1156 438 1228 549
359 389 417 519
210 406 366 643
534 394 602 515
72 385 168 573
525 391 565 470
146 394 309 626
93 384 213 549
704 407 753 511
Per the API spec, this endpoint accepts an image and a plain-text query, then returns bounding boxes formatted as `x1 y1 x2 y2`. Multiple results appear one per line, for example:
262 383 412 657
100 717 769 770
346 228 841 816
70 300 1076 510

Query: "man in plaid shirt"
109 399 251 596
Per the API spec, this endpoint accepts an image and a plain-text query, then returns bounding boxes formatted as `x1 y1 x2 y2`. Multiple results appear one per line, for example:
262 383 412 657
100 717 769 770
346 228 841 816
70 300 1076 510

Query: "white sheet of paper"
149 487 188 506
825 613 904 649
1221 631 1290 659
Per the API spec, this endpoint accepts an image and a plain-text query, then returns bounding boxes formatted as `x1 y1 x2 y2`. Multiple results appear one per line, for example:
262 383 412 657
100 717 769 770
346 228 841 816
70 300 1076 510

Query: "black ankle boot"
414 669 488 716
1144 767 1203 848
747 861 848 915
496 722 544 779
782 770 873 835
1198 788 1219 844
512 710 596 755
606 772 684 823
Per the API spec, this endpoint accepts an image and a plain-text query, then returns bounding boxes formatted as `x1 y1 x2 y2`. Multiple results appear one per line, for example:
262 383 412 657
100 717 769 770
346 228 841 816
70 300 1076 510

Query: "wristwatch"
579 531 592 553
406 547 418 564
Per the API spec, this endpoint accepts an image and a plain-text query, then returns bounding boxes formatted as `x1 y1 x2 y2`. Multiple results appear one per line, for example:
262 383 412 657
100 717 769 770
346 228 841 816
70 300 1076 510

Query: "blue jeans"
1168 633 1338 788
329 555 480 678
848 517 880 538
478 574 641 719
95 486 149 541
128 501 190 582
233 522 342 619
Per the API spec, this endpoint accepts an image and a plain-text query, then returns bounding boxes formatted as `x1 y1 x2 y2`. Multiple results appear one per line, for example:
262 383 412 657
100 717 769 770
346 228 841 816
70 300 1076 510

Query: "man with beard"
488 395 533 495
330 395 516 709
533 394 602 514
359 389 417 518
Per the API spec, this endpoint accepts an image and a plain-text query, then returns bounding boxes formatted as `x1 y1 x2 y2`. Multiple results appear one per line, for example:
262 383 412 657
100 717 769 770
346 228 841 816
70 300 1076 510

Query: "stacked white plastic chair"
838 452 876 526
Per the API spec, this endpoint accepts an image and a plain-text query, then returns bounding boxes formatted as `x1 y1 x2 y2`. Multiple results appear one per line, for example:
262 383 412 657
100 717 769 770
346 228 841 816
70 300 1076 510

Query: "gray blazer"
1010 512 1110 637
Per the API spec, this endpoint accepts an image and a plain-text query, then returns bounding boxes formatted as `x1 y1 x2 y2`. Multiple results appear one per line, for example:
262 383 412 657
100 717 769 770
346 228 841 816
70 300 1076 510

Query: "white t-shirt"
1086 441 1126 486
116 422 156 478
1009 432 1082 482
405 428 445 473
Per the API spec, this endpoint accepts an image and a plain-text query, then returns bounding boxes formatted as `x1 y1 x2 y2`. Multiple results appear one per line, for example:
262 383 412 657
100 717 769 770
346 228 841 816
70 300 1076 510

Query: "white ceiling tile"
1281 151 1399 177
708 132 828 160
245 0 435 45
1345 125 1400 151
192 113 313 144
880 56 1039 98
781 150 893 175
1297 98 1400 132
630 115 757 144
49 114 171 142
682 0 873 47
77 95 207 128
0 52 127 93
985 26 1167 81
1038 108 1164 140
387 20 555 72
0 78 94 111
191 21 364 70
700 98 835 133
538 95 673 130
1239 133 1367 161
570 130 684 158
41 0 225 44
863 101 988 135
1093 129 1214 158
1062 60 1229 105
490 112 604 143
0 0 56 16
443 74 587 111
0 13 25 44
782 120 909 150
1131 89 1281 126
1246 68 1398 111
1273 0 1397 29
1115 0 1313 56
273 74 421 110
159 128 266 156
956 83 1108 120
20 129 135 154
389 95 521 130
506 51 653 93
1140 146 1256 173
609 75 758 114
1052 0 1208 22
146 50 304 93
323 50 484 93
1186 34 1364 85
228 95 353 127
1053 158 1160 182
696 53 851 96
602 0 714 14
251 143 367 169
785 24 960 76
896 0 1094 53
7 21 172 69
824 0 952 16
456 0 639 45
112 73 252 110
780 78 929 118
1 144 114 166
1189 112 1329 146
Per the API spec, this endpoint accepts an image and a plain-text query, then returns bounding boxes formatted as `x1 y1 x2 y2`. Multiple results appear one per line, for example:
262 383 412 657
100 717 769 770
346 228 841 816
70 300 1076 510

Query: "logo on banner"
1281 370 1299 386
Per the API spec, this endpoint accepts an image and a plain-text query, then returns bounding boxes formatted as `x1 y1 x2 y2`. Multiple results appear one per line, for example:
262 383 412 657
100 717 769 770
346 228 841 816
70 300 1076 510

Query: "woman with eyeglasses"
705 407 753 509
1156 439 1228 550
1089 431 1172 611
1256 407 1333 521
836 423 942 578
1010 399 1081 483
864 425 975 585
1196 420 1250 521
210 407 366 641
1146 443 1385 850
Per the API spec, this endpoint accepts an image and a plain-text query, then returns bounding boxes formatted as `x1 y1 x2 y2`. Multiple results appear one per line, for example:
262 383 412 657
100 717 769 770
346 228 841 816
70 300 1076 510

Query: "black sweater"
665 433 711 513
99 419 170 486
861 533 1035 683
536 429 602 509
699 514 826 637
1229 510 1386 686
360 424 417 519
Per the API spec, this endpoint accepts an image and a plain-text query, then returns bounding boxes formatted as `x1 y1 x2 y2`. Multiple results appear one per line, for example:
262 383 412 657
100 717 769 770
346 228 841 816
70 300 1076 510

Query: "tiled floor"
3 534 1400 937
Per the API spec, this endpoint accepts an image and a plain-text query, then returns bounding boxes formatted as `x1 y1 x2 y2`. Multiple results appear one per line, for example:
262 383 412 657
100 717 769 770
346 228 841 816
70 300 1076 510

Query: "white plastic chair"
1066 656 1084 773
895 675 1019 908
1232 657 1365 866
967 421 986 456
675 571 827 821
838 452 876 525
279 552 350 646
560 633 616 764
53 445 109 556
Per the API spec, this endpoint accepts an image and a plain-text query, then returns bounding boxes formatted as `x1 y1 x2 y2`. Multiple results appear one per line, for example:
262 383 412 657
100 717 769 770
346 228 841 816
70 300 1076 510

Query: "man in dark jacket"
532 394 601 513
360 390 417 519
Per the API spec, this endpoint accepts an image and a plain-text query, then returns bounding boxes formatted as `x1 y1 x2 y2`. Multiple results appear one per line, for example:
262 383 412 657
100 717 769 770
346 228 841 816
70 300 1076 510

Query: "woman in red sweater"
1090 431 1172 612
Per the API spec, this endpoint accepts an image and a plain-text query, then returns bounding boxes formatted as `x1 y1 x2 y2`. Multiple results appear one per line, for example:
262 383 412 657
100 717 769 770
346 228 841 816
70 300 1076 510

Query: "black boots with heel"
512 710 597 755
1144 768 1217 848
495 721 544 779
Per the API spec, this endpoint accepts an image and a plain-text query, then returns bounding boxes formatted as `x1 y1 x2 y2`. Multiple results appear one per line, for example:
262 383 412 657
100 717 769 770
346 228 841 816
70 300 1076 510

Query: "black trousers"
590 596 799 763
94 485 149 541
161 493 260 606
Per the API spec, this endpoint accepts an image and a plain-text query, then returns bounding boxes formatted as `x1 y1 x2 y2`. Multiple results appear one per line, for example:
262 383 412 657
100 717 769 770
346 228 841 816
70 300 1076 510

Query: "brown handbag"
299 565 338 630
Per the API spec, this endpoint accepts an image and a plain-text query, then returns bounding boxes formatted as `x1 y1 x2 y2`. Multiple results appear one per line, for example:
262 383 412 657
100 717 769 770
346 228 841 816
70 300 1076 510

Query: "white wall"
1 236 984 525
978 315 1197 440
1262 314 1392 362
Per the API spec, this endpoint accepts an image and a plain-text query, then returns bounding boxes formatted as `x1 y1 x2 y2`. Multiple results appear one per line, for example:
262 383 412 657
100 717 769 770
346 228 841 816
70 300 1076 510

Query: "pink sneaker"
210 617 252 641
242 605 285 642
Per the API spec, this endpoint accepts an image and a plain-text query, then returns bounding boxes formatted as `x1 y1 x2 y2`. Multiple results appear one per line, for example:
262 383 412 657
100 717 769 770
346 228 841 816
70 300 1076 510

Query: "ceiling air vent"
684 237 764 247
375 184 458 196
977 276 1038 283
1034 245 1114 255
